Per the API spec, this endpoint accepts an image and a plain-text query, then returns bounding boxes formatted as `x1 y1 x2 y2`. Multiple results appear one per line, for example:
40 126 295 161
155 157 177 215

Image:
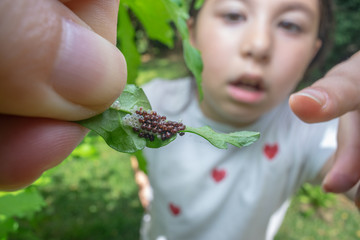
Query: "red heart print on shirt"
169 203 181 216
212 168 226 182
264 143 278 160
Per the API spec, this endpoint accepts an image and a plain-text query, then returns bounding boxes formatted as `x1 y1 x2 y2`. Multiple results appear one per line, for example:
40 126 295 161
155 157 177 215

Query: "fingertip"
289 88 327 123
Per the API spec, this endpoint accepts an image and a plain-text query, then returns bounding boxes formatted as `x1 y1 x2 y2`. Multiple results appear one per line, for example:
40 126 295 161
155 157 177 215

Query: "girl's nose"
241 22 272 63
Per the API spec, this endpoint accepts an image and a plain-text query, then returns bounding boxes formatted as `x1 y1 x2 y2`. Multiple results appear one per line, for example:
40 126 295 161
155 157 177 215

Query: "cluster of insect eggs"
122 108 186 141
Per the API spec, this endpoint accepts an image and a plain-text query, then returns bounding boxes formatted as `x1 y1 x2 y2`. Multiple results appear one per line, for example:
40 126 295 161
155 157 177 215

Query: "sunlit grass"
276 194 360 239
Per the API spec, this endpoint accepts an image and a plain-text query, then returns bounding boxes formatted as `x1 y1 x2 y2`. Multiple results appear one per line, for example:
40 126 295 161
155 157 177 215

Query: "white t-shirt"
141 78 338 240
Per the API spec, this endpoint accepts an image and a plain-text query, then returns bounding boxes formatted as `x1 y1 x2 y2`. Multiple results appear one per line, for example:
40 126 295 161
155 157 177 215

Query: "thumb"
0 0 127 121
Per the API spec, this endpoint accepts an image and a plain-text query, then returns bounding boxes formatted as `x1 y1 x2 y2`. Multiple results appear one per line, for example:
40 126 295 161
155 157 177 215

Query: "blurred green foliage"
297 183 336 217
331 0 360 62
0 188 45 239
118 0 203 93
305 0 360 83
5 136 143 240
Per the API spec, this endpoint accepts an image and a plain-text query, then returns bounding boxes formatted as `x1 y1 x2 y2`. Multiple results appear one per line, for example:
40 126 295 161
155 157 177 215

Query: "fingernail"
294 88 327 107
52 19 126 110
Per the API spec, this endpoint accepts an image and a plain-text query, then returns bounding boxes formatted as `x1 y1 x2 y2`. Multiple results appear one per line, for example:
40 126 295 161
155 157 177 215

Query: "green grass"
6 57 360 240
276 195 360 240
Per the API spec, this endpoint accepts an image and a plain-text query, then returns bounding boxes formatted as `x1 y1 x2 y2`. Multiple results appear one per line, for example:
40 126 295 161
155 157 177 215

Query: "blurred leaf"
118 4 141 84
161 0 204 100
299 183 336 209
123 0 175 48
0 217 18 239
161 0 189 38
183 39 203 99
0 188 45 218
184 126 260 149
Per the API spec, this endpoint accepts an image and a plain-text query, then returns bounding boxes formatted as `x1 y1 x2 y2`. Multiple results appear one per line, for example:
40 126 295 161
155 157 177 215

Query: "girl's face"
189 0 322 127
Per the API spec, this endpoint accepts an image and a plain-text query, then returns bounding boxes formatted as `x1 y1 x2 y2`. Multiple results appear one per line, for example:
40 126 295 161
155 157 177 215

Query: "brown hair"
188 0 335 72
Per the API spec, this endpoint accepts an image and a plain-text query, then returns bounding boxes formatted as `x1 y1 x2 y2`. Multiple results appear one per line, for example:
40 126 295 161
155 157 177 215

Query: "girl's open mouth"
227 74 266 103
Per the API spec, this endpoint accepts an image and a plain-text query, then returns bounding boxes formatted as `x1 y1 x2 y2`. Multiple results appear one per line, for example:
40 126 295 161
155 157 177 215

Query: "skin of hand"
289 51 360 206
0 0 127 191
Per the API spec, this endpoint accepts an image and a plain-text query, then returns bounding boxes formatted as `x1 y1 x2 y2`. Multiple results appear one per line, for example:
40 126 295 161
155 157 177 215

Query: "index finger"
289 51 360 123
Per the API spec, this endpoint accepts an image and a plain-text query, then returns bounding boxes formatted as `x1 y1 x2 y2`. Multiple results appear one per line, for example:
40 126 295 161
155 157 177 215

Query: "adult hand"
289 51 360 204
0 0 127 190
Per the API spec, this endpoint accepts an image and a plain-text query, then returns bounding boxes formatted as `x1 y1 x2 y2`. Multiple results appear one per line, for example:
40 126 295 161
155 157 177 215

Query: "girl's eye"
223 13 246 23
279 21 302 33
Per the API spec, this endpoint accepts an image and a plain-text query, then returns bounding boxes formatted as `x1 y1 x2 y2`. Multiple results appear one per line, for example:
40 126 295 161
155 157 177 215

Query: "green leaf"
183 39 203 100
123 0 175 48
117 4 141 84
78 85 151 153
78 85 259 153
116 84 152 113
78 85 178 153
161 0 189 39
184 126 260 149
79 109 147 153
160 0 204 100
145 134 177 149
159 0 204 99
120 0 204 100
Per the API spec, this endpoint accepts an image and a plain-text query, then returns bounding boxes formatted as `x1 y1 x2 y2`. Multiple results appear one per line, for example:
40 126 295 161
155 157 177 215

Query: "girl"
137 0 354 239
